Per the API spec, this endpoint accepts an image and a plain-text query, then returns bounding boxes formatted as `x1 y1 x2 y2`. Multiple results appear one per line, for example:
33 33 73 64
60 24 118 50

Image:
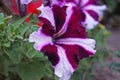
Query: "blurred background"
0 0 120 80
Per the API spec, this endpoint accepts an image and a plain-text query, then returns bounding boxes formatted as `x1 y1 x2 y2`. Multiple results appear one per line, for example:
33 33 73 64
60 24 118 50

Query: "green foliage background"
0 13 54 80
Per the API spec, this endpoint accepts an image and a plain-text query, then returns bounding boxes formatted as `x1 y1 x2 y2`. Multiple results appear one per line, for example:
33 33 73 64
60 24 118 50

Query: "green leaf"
3 42 11 47
22 42 43 59
17 24 29 36
26 48 40 59
31 25 39 31
3 15 12 23
18 61 52 80
4 42 22 64
26 25 39 35
0 13 4 22
8 23 14 33
0 22 5 29
0 13 12 24
12 14 32 28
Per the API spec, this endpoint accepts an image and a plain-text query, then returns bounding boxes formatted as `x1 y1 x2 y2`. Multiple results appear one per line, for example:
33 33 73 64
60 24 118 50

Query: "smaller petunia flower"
29 4 96 80
44 0 107 30
79 0 107 29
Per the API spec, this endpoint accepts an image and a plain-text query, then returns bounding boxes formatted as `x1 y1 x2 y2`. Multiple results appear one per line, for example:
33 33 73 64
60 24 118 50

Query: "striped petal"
81 0 107 29
37 4 56 27
82 11 98 29
29 28 53 51
56 38 96 54
53 4 73 38
20 0 32 4
54 38 96 79
54 45 74 80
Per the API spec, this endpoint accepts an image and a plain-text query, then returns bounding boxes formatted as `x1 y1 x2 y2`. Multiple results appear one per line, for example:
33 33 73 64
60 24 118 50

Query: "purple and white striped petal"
53 4 73 38
56 38 96 54
54 38 96 76
29 28 53 51
82 11 98 29
54 45 74 80
20 0 32 4
82 4 107 29
37 4 56 27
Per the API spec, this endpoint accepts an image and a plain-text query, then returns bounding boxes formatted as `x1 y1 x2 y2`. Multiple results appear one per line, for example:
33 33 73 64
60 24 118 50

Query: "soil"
106 28 120 51
94 27 120 80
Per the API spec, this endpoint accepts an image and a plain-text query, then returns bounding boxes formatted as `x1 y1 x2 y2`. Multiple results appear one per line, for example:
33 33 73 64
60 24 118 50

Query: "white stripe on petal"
29 28 53 51
37 4 56 28
56 38 96 54
84 5 107 19
53 4 73 38
54 45 74 80
82 11 98 30
80 0 89 7
82 5 107 29
20 0 32 4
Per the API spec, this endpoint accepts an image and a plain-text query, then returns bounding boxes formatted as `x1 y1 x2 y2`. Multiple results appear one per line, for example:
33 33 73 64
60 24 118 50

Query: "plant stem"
0 0 13 15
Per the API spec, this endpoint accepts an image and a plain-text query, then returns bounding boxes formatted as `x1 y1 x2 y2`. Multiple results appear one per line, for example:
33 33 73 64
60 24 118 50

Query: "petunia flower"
44 0 107 30
79 0 107 29
29 4 96 80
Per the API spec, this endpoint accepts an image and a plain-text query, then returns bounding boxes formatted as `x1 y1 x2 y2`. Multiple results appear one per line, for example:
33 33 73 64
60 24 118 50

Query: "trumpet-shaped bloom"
44 0 107 29
29 4 96 80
